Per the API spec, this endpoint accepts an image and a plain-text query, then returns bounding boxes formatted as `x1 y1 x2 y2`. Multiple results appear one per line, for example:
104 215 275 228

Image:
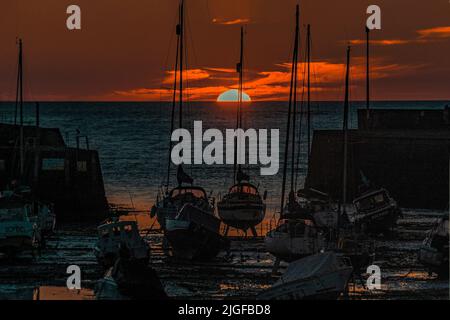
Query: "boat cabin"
97 220 140 241
353 188 390 213
275 219 319 237
169 186 208 201
228 183 259 195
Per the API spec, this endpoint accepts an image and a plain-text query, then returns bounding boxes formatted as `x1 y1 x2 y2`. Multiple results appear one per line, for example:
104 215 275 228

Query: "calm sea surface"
0 101 447 215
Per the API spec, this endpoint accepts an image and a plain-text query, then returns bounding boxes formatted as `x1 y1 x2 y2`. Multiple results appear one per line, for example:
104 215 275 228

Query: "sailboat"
418 215 449 278
151 0 228 260
0 189 41 257
350 28 401 236
217 27 267 237
334 46 376 273
0 39 50 257
283 24 339 231
265 7 327 267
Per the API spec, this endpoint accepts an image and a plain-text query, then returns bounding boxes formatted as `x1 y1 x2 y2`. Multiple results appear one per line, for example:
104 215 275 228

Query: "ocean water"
0 100 447 216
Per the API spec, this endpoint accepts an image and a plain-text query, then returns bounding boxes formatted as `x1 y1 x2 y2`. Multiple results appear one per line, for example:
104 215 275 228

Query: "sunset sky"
0 0 449 101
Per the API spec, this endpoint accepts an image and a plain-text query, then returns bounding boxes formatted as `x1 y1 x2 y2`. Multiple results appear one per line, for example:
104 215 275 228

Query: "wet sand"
0 209 448 300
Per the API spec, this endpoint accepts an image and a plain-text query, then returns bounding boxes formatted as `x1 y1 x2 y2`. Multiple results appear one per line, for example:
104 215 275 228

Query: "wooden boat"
94 219 150 269
418 215 449 278
166 203 229 260
217 27 266 237
258 252 353 300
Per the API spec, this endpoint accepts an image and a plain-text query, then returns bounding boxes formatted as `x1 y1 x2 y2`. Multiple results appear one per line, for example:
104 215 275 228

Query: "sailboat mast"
18 39 24 178
290 11 299 191
366 27 370 120
179 0 184 129
342 46 351 214
307 24 311 159
280 5 299 218
234 27 244 183
166 3 182 188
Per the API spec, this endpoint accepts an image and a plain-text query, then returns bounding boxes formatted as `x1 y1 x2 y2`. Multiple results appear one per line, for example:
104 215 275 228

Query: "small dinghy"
94 219 150 269
265 219 327 263
418 215 449 279
353 187 402 235
165 203 229 260
258 251 353 300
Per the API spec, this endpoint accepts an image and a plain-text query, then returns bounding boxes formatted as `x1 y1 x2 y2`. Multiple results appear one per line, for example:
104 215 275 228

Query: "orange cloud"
417 26 450 39
113 58 424 101
349 39 411 46
212 18 250 25
162 69 211 84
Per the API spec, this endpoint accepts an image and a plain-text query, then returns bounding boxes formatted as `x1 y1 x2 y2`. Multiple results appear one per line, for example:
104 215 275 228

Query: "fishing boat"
264 7 327 269
352 187 402 235
217 27 266 237
0 190 41 257
258 251 353 300
94 219 150 269
165 203 229 260
418 215 449 278
265 219 327 262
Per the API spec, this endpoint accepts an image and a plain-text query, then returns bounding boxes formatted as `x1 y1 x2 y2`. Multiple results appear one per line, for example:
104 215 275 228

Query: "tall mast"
289 9 299 192
234 27 244 183
366 27 370 121
342 46 351 215
280 4 299 219
307 24 311 160
166 2 182 188
17 39 24 178
178 0 184 129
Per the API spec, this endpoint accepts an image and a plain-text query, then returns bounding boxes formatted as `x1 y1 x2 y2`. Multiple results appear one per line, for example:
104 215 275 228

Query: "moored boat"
94 219 150 269
165 203 229 260
0 191 41 257
418 215 449 279
218 182 266 236
353 187 402 235
265 219 327 262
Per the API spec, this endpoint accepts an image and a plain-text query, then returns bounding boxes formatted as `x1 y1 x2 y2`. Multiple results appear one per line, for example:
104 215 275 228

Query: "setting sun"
217 89 251 102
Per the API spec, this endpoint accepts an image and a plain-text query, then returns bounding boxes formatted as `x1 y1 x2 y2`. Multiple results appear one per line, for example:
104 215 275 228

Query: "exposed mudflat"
0 209 448 300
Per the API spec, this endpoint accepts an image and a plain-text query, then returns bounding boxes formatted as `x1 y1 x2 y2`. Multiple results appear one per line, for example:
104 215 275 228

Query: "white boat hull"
258 267 353 300
264 231 326 262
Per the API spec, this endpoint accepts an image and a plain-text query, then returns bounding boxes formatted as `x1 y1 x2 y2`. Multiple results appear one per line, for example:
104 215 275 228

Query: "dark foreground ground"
0 209 448 300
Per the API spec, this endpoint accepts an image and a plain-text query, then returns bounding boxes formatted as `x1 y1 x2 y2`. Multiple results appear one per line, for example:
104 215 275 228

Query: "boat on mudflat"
258 251 353 300
353 187 402 235
94 219 150 269
418 215 449 279
0 191 41 257
265 219 327 262
218 182 266 236
165 203 229 260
